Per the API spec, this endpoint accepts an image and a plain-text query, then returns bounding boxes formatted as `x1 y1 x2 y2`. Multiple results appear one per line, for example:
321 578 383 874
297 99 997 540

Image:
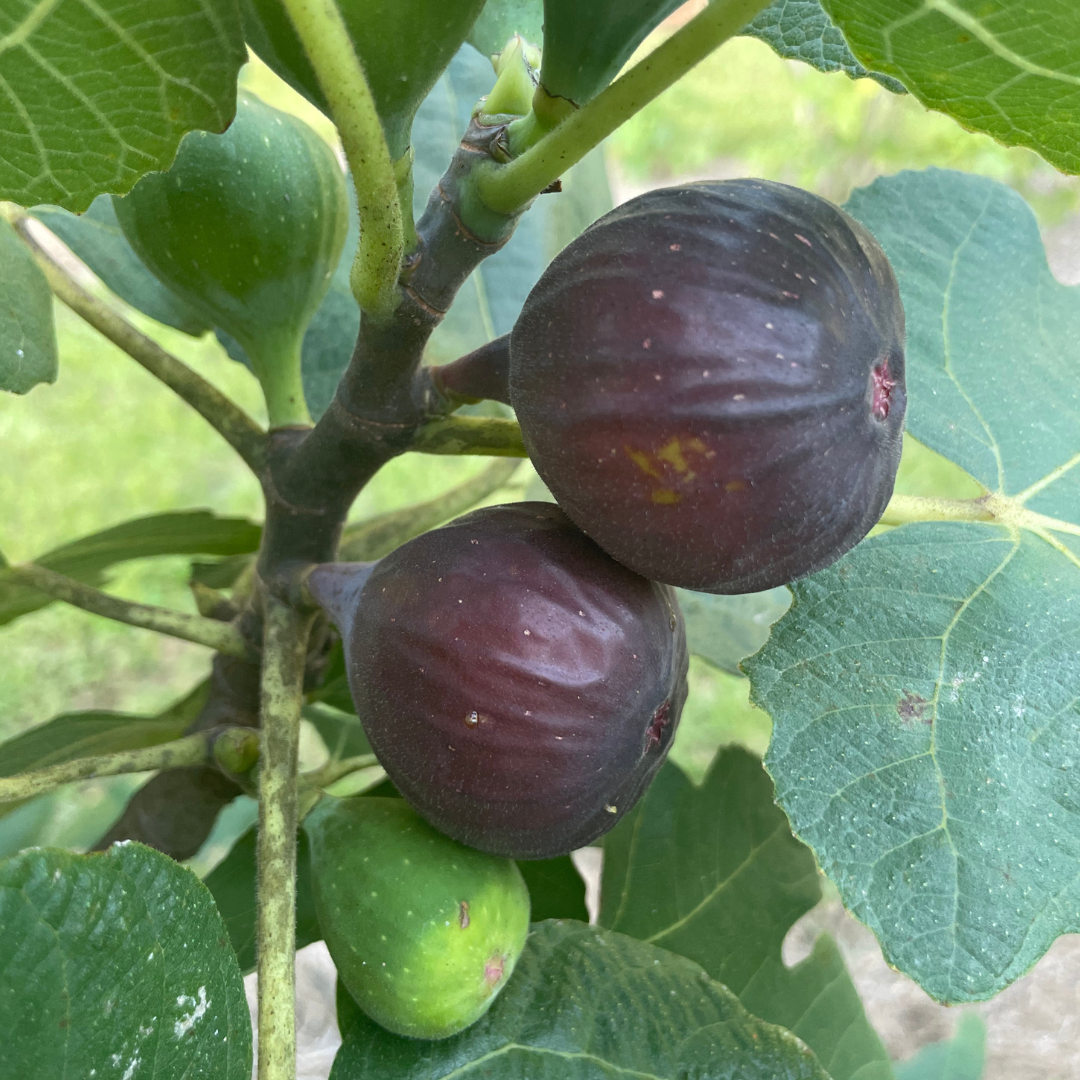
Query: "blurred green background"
2 32 1076 856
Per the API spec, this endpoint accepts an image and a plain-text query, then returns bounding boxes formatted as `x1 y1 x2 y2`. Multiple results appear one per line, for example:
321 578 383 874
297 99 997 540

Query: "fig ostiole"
113 91 349 429
305 796 530 1039
509 178 906 594
307 502 688 859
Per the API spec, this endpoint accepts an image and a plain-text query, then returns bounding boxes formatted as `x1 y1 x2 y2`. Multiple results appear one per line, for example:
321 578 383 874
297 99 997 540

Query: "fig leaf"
0 217 58 395
749 169 1080 1002
822 0 1080 176
602 753 894 1080
332 920 831 1078
0 0 246 212
0 843 251 1077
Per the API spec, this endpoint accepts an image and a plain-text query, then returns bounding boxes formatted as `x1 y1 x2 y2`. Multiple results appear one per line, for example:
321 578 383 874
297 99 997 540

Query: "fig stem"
247 334 313 429
880 494 997 526
0 729 229 803
409 415 528 457
476 0 775 215
338 458 522 561
13 563 259 661
256 599 315 1080
6 211 268 474
302 753 380 790
279 0 404 321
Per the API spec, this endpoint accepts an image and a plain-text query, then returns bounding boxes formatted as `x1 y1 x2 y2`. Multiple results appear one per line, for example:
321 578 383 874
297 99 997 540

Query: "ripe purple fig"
509 179 906 594
308 503 688 859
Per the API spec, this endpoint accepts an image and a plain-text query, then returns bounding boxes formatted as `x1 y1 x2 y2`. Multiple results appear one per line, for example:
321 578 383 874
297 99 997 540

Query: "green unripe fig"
112 91 348 427
241 0 487 160
305 796 530 1039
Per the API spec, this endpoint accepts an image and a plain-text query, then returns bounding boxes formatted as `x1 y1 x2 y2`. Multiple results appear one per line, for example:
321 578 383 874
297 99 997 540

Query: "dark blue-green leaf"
749 169 1080 1003
0 216 57 393
0 510 261 626
332 920 830 1079
602 753 893 1080
742 0 905 92
468 0 544 54
0 842 251 1078
895 1013 986 1080
677 587 792 674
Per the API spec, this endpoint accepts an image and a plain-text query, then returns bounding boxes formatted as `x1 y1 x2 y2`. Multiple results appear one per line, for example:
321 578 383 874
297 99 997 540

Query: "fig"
304 796 529 1039
307 502 688 859
113 91 348 427
509 179 906 594
241 0 486 160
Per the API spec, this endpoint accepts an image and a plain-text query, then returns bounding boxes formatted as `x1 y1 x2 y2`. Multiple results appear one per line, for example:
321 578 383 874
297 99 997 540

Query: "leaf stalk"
8 211 268 473
0 730 225 803
14 563 258 660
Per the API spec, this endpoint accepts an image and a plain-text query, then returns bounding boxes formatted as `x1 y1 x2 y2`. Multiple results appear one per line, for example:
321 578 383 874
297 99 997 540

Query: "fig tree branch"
256 122 522 573
14 563 258 661
409 415 528 457
257 599 316 1080
279 0 404 320
477 0 775 215
6 212 268 474
0 730 224 803
338 457 521 560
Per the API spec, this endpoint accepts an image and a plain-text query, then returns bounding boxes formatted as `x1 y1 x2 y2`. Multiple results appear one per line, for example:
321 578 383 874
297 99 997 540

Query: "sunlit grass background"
2 32 1077 853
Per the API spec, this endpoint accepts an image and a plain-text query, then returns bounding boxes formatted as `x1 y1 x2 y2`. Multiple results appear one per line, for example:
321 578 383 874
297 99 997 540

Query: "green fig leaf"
303 702 371 760
516 856 588 922
0 843 252 1077
0 510 260 627
676 586 793 674
894 1013 986 1080
0 216 57 394
747 169 1080 1002
539 0 685 106
203 826 321 974
602 753 893 1080
332 920 830 1079
468 0 544 55
0 681 208 783
32 197 212 338
820 0 1080 176
241 0 487 159
741 0 906 92
414 44 613 366
0 0 246 212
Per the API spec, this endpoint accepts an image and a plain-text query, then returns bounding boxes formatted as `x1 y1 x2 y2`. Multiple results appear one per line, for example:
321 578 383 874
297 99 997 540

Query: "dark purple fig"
509 179 906 594
307 503 688 859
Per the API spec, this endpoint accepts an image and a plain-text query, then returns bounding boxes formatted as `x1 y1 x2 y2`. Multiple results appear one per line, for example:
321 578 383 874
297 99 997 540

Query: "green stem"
338 458 521 560
9 211 268 474
257 599 315 1080
279 0 404 320
249 335 313 428
409 416 528 457
15 563 258 660
303 753 379 790
0 730 218 803
477 0 774 214
879 493 995 527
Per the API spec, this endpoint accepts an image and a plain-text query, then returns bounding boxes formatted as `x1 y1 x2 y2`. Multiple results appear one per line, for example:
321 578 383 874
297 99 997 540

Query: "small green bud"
483 35 539 119
214 728 260 776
